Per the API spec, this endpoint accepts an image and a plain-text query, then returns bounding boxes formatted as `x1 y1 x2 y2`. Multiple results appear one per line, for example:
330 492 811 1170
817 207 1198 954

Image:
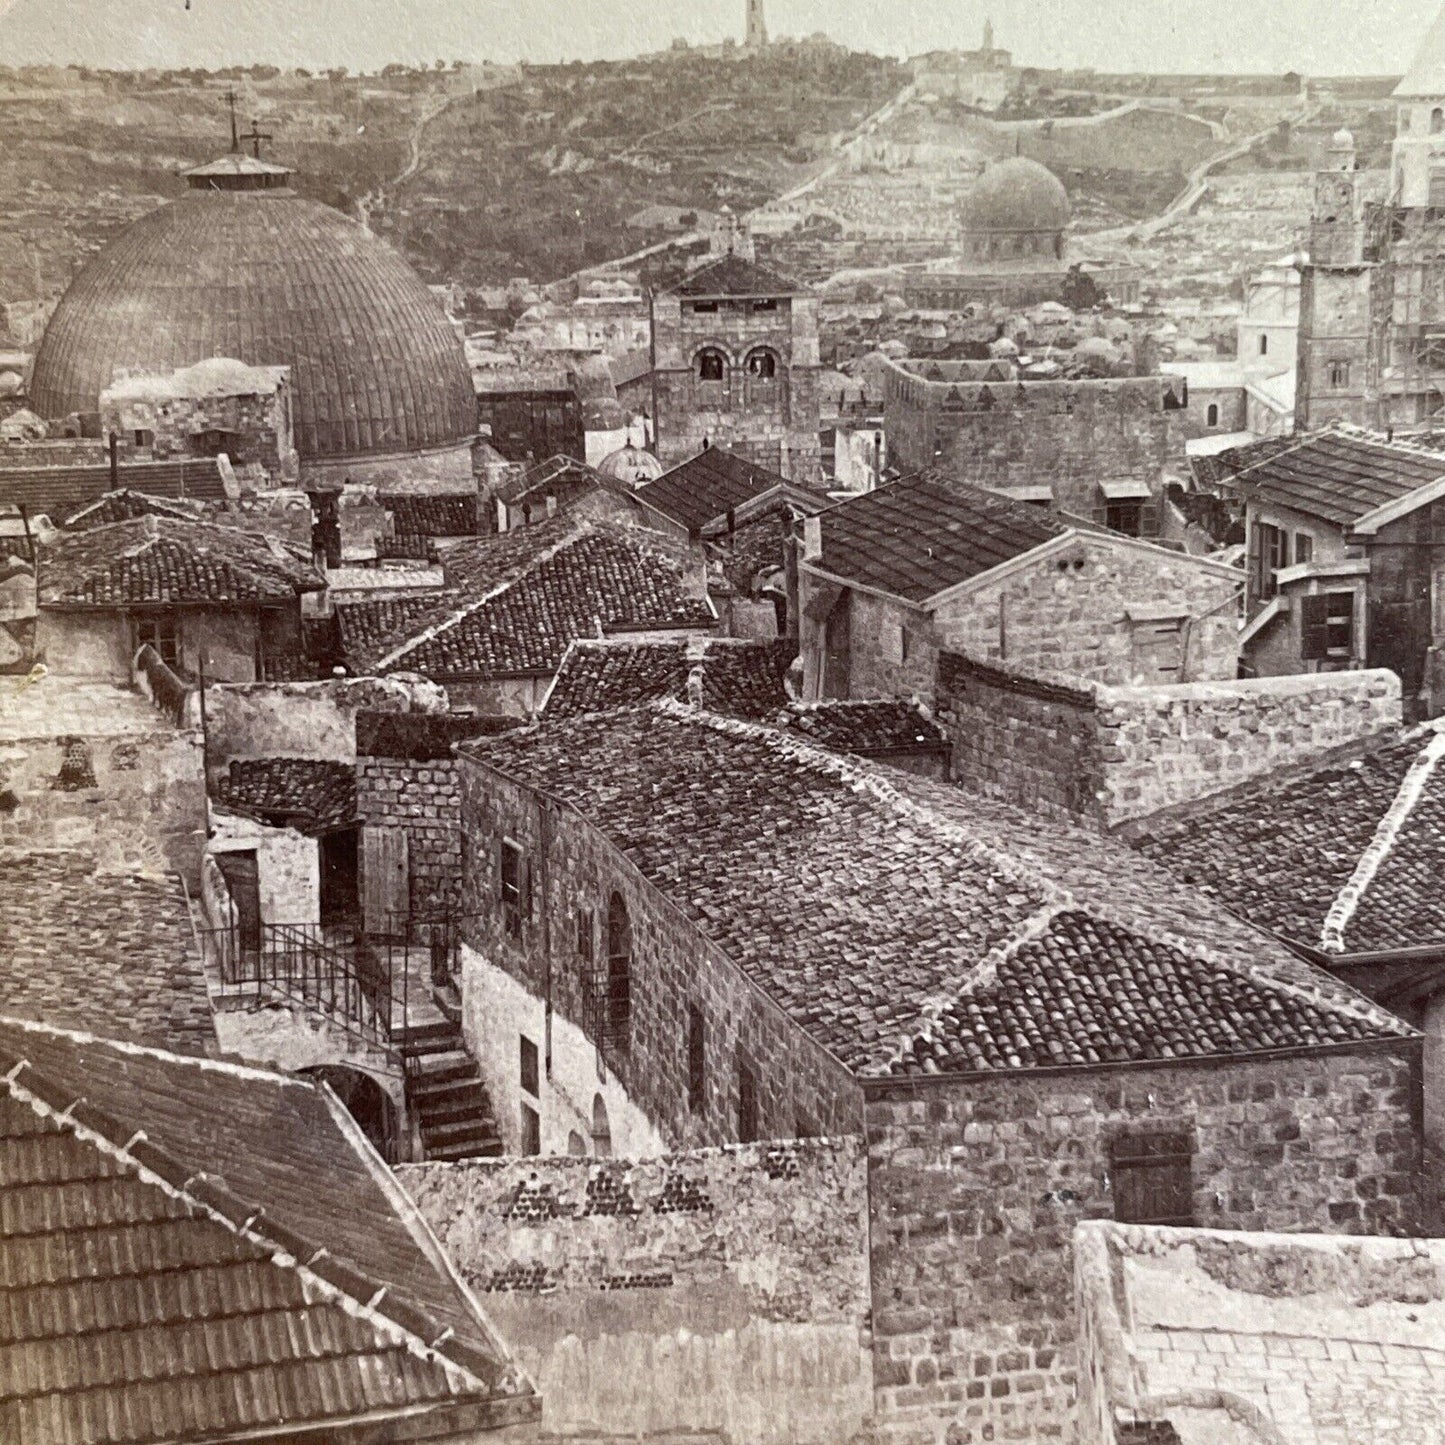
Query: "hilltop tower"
746 0 767 50
983 18 996 52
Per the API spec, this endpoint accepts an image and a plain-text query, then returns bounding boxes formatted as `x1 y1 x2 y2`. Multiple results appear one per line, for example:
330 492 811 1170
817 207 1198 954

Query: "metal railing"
198 920 399 1058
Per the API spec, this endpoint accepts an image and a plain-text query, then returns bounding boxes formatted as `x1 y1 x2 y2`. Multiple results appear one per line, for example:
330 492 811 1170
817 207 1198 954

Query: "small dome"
960 157 1071 235
0 370 23 398
1331 127 1355 151
598 444 664 485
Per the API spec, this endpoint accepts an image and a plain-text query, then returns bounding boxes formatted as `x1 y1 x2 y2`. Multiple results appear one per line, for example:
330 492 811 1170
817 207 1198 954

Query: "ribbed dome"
29 181 477 465
960 157 1071 235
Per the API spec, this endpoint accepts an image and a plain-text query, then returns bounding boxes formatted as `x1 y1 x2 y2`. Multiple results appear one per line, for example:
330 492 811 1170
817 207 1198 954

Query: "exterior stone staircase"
401 1018 503 1162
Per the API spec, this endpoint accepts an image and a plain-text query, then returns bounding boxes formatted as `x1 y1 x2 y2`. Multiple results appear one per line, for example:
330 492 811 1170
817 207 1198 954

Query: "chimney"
802 515 822 562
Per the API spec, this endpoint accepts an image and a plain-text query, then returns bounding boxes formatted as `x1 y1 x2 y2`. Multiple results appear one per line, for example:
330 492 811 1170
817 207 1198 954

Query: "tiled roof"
0 1018 533 1443
774 699 947 757
814 474 1065 604
213 758 357 835
636 447 788 534
497 455 605 510
464 704 1409 1077
544 638 796 721
717 505 791 595
1134 728 1445 957
0 852 216 1055
62 489 211 529
671 254 804 298
0 459 227 523
39 517 324 608
338 520 713 680
1229 427 1445 527
379 492 479 538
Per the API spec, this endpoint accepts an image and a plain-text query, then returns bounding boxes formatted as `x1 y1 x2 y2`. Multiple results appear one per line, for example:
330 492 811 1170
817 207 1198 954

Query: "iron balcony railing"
198 920 399 1059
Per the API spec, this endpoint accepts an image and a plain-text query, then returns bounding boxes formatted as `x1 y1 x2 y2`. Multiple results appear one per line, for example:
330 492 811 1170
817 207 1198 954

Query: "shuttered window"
500 840 525 940
1301 591 1355 662
1110 1130 1194 1226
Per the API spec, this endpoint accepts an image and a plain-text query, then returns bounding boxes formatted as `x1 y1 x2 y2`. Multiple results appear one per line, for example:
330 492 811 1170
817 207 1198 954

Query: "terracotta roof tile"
0 1019 534 1442
39 518 323 608
378 493 479 539
0 853 216 1055
212 759 357 835
0 460 227 522
62 490 211 529
464 705 1409 1076
774 699 946 757
815 473 1065 603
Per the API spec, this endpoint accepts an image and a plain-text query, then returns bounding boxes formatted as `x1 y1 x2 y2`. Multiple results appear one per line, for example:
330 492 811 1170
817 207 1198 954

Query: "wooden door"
362 827 409 937
1109 1131 1193 1226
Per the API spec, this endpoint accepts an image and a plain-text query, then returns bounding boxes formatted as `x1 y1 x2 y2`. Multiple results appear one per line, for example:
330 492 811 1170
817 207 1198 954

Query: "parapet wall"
400 1137 873 1445
938 652 1402 827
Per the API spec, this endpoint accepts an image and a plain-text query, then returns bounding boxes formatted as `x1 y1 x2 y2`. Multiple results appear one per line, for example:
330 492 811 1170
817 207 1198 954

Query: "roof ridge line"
1320 726 1445 954
0 1053 500 1397
880 901 1073 1075
375 522 588 671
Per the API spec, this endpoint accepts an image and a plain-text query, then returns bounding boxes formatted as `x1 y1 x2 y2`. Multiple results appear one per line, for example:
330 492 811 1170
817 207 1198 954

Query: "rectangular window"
520 1035 539 1097
135 616 180 669
690 300 719 314
133 428 154 448
1301 590 1356 662
520 1103 541 1156
1109 1129 1194 1226
1105 500 1143 537
737 1055 759 1144
1131 618 1184 683
687 1003 705 1114
1328 360 1351 389
1293 532 1314 566
500 839 524 940
1255 521 1288 600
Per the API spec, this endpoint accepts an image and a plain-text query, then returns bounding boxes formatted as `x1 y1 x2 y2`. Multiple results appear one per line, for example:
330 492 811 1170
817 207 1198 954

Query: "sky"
0 0 1436 76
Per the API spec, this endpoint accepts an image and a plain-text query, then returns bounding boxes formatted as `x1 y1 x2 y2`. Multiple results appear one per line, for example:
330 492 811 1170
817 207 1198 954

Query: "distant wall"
401 1138 873 1445
205 674 448 779
937 653 1402 827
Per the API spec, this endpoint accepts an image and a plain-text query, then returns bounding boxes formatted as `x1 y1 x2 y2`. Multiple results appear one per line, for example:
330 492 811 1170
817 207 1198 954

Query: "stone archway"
303 1065 398 1161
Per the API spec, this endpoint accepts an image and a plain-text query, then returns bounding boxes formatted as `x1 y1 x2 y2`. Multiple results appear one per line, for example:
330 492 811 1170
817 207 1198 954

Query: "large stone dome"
29 157 477 468
960 157 1071 236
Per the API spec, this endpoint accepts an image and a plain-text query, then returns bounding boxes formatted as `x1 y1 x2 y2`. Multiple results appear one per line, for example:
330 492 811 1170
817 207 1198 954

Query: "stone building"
1076 1223 1445 1445
35 515 325 683
648 249 823 481
1228 426 1445 712
100 356 300 483
449 700 1420 1445
27 146 477 488
881 356 1186 526
1295 16 1445 434
797 476 1242 703
900 156 1142 312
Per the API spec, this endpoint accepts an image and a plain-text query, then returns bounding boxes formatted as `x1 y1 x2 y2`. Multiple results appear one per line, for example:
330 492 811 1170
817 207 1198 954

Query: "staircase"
401 1019 503 1162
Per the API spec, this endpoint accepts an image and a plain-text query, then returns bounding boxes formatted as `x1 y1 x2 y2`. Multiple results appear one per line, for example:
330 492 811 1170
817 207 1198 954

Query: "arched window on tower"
745 347 778 379
1259 334 1269 357
1206 403 1219 428
1431 106 1443 135
697 348 727 382
603 892 632 1053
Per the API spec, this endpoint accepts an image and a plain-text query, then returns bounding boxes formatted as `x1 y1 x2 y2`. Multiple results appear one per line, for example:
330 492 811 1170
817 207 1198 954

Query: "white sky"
0 0 1436 76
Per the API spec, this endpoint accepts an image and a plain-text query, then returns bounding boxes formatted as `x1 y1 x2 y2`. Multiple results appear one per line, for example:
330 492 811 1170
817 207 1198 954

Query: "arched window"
1259 334 1269 356
1431 106 1443 135
745 347 778 380
1206 403 1219 427
591 1095 612 1158
604 892 632 1051
697 348 726 382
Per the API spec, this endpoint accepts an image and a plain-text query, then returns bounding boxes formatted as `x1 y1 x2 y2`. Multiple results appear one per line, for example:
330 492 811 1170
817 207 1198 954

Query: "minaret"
746 0 767 50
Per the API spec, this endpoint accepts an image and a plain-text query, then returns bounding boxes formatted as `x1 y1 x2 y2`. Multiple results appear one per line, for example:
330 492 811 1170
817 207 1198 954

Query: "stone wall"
207 806 319 926
864 1043 1424 1445
204 675 447 780
882 361 1183 523
456 756 866 1158
399 1138 874 1445
935 654 1403 827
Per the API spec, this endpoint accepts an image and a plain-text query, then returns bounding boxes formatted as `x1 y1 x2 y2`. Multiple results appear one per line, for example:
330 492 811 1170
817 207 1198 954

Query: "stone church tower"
746 0 767 50
1297 6 1445 432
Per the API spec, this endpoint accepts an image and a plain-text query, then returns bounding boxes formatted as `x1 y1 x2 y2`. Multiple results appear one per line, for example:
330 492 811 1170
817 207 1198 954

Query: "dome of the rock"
28 154 477 471
960 157 1072 237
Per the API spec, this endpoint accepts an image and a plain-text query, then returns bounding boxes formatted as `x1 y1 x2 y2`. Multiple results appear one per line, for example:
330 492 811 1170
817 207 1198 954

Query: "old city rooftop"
213 757 357 836
1225 424 1445 528
0 1018 535 1443
336 518 714 679
1135 724 1445 960
37 516 323 607
810 473 1066 604
462 702 1409 1078
670 253 805 299
633 446 812 536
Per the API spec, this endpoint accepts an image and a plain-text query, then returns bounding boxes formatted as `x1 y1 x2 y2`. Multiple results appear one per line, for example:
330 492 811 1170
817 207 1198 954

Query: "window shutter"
1300 594 1331 660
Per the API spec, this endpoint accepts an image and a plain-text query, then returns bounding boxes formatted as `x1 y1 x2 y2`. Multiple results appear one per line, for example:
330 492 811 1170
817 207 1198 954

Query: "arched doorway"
302 1066 397 1162
592 1095 612 1158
